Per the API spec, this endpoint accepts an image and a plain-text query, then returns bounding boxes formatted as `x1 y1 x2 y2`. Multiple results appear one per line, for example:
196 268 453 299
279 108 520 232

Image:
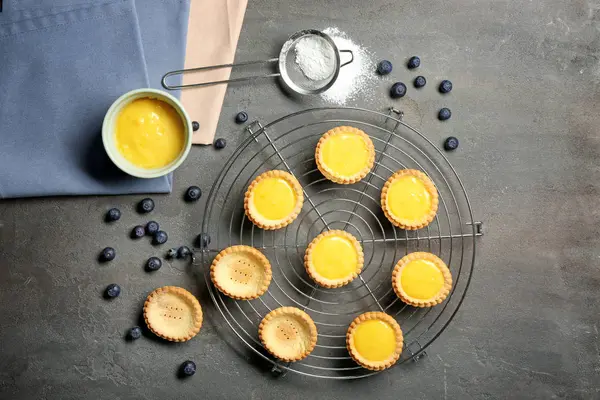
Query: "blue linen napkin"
0 0 190 198
0 0 190 92
136 0 190 92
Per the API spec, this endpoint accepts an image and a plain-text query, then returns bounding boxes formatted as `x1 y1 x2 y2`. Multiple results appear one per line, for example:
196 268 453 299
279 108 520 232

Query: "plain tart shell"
346 311 404 371
391 252 453 308
258 307 318 362
143 286 203 342
304 230 364 288
315 126 375 184
244 170 304 230
210 245 272 300
381 169 439 230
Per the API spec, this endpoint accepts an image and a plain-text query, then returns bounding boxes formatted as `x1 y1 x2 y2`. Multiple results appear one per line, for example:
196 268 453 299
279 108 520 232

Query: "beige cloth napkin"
182 0 248 145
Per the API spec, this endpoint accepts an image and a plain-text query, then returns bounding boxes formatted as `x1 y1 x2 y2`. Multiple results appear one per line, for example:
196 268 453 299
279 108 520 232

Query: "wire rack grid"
197 106 482 379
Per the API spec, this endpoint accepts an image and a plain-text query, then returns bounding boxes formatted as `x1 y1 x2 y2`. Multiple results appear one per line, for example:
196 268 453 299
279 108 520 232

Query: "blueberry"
105 283 121 298
407 56 421 69
192 121 200 131
138 198 155 213
185 186 202 202
100 247 116 262
106 208 121 222
235 111 248 124
439 80 453 94
146 257 162 271
438 108 452 121
153 231 168 245
129 326 142 340
145 221 159 236
166 248 178 259
177 246 192 259
181 360 196 377
390 82 407 98
197 233 211 248
131 225 145 239
444 136 459 151
414 76 426 88
214 138 226 150
376 60 393 75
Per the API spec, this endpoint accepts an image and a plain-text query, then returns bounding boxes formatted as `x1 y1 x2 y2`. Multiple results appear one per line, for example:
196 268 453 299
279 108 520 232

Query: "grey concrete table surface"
1 0 599 399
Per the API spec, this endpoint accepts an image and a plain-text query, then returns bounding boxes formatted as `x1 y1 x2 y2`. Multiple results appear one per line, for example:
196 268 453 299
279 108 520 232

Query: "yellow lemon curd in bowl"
114 98 185 169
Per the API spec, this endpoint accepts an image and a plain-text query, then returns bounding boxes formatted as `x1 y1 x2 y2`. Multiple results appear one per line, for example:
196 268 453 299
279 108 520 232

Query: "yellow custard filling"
311 235 358 280
400 259 444 300
251 177 297 221
353 319 397 361
321 131 370 176
386 175 432 220
115 98 185 169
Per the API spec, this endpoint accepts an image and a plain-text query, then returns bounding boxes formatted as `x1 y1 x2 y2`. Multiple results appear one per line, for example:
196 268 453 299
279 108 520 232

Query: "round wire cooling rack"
198 107 483 379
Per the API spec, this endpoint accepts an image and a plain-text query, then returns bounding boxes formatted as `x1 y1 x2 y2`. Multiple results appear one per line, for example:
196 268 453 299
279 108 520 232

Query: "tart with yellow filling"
315 126 375 184
210 245 272 300
346 312 403 371
244 170 304 230
258 307 318 362
304 230 364 288
143 286 203 342
392 252 452 307
381 169 438 230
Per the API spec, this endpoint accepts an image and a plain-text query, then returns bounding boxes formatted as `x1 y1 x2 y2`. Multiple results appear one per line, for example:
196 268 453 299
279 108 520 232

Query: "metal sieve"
161 29 354 95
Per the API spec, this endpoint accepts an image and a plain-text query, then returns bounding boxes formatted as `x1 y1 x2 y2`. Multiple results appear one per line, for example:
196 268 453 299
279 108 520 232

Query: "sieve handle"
161 58 280 90
339 50 354 68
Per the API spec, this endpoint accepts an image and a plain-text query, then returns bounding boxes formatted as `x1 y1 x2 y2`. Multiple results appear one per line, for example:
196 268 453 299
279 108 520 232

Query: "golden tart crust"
392 252 452 308
381 169 439 230
315 126 375 184
143 286 203 342
258 307 318 362
244 170 304 230
304 230 364 288
210 245 272 300
346 312 403 371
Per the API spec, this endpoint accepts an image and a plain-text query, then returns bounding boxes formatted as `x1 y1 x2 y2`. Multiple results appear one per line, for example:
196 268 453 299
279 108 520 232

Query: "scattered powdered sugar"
294 35 336 81
320 27 377 105
290 27 377 104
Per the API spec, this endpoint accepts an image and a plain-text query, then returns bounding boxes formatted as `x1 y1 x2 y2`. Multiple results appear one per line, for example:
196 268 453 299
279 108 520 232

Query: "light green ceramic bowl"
102 88 192 179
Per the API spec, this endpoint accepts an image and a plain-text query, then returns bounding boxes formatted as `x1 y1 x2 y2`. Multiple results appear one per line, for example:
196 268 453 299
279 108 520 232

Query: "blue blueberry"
166 248 178 259
439 80 453 93
131 225 145 239
197 233 211 248
235 111 248 124
153 231 168 245
438 108 452 121
376 60 393 75
181 360 196 376
138 198 155 213
129 326 142 340
145 221 159 236
390 82 407 98
100 247 116 262
192 121 200 132
185 186 202 202
214 138 226 150
444 136 459 151
105 283 121 298
414 76 426 88
177 246 192 259
146 257 162 271
407 56 421 69
106 208 121 222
